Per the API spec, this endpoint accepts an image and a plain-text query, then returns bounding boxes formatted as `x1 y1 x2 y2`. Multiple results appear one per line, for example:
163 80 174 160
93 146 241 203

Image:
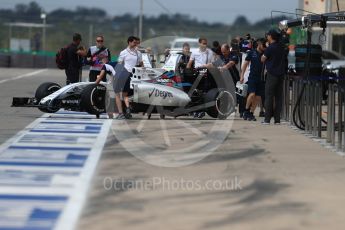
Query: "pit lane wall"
0 51 57 68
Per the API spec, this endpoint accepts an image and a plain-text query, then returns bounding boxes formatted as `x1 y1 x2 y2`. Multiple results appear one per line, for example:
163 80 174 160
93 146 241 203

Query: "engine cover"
132 67 165 81
133 82 190 107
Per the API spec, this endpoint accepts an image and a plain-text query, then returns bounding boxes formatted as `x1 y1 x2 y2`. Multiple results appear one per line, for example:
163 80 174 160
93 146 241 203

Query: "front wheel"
35 82 61 113
80 84 107 115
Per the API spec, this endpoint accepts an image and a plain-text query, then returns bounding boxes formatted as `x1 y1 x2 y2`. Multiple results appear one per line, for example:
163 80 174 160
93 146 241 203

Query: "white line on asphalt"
160 119 171 147
54 118 112 230
0 69 48 84
136 118 148 133
176 120 207 138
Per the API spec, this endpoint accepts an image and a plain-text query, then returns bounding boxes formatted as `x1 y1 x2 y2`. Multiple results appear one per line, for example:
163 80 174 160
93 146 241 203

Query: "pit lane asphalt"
2 68 345 230
76 112 345 230
0 68 68 144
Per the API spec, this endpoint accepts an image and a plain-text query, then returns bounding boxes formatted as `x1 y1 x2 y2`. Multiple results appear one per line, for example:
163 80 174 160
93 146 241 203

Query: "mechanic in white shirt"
118 39 143 73
186 38 214 69
114 36 143 119
186 38 215 118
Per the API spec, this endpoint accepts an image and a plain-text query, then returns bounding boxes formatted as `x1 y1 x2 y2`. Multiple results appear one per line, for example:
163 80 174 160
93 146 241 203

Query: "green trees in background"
0 1 290 54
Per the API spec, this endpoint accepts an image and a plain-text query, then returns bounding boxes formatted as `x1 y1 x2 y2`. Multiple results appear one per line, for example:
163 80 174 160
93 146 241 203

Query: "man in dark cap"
261 29 286 125
239 33 252 53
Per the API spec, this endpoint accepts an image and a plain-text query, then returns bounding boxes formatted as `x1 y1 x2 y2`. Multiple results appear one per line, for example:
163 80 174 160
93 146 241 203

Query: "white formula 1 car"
12 63 236 119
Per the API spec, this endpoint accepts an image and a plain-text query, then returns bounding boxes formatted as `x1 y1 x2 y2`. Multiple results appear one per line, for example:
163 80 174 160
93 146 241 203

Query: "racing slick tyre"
204 88 234 119
80 84 106 115
35 82 61 113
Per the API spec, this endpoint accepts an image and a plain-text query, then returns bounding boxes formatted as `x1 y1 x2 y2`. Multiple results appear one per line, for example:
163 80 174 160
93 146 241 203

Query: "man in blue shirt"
218 44 240 85
215 44 243 118
261 29 287 125
208 44 240 118
240 38 266 121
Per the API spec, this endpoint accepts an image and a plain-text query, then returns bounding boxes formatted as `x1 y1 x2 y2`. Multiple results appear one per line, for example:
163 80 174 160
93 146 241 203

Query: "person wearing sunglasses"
86 35 111 82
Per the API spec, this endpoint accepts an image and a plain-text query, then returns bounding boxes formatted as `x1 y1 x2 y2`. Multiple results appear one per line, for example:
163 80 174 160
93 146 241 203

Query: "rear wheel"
204 88 235 119
35 82 61 113
80 84 106 115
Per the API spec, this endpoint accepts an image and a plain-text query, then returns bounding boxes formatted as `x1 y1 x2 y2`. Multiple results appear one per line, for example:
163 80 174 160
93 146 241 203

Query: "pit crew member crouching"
95 56 116 119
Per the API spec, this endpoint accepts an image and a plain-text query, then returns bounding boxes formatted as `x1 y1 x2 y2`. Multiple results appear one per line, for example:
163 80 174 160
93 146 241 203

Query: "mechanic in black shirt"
65 33 87 85
261 29 287 125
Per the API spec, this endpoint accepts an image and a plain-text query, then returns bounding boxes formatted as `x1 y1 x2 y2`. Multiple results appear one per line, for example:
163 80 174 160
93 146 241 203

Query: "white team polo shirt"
190 48 214 68
118 48 143 72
